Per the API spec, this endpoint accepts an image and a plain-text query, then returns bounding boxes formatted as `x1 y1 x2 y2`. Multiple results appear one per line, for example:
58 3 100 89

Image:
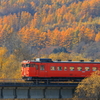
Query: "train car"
21 58 99 82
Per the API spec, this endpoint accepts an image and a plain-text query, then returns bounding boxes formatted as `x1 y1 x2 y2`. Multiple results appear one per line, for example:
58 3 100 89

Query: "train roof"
22 58 100 64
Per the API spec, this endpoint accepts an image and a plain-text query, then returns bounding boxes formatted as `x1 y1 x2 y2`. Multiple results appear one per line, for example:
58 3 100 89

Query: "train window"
77 67 82 71
92 67 97 71
64 67 67 71
40 65 45 70
85 67 90 71
51 66 56 70
22 64 25 67
70 67 74 71
57 66 62 71
26 64 30 67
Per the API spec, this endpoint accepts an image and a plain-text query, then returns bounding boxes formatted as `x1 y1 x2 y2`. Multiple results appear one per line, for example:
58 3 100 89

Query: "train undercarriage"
22 77 84 83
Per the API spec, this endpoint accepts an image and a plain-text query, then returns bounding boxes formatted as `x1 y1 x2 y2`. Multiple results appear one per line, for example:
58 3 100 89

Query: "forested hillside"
0 0 100 78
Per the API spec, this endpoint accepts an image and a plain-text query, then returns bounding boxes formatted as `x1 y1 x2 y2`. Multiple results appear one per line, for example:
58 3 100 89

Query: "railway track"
0 79 79 87
0 78 80 83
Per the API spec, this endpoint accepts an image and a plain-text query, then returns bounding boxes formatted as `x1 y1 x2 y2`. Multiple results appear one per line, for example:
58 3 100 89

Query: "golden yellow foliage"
75 71 100 98
41 52 93 62
0 47 7 56
0 47 21 79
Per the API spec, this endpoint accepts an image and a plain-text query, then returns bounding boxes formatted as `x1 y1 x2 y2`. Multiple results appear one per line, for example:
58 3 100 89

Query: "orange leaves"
30 12 39 27
0 12 32 34
79 0 100 19
19 28 30 43
85 28 95 40
88 0 100 7
18 26 41 45
60 28 74 47
56 5 67 15
17 0 25 4
63 12 76 23
51 28 61 46
19 22 96 49
30 2 36 8
19 25 77 49
42 14 54 25
0 24 13 40
95 32 100 42
78 26 95 42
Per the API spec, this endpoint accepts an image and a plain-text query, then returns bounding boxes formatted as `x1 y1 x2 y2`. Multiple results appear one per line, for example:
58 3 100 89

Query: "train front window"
26 64 30 67
40 65 45 70
92 67 97 71
22 64 25 67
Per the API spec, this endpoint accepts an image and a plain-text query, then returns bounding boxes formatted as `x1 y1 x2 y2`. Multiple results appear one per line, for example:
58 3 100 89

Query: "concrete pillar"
2 87 15 99
61 87 74 98
30 87 45 98
16 87 29 98
45 87 60 98
0 87 2 98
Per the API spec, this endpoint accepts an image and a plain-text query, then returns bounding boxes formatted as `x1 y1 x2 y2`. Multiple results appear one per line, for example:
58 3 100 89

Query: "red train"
21 58 99 82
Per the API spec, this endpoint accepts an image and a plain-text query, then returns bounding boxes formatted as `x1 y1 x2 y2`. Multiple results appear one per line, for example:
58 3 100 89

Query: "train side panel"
21 59 100 81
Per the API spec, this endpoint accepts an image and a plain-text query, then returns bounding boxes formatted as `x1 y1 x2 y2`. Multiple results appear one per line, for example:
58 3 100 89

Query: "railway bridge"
0 79 78 99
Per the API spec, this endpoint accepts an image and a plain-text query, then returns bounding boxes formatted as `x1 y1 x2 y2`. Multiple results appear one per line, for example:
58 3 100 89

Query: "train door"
34 64 39 77
38 63 48 77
